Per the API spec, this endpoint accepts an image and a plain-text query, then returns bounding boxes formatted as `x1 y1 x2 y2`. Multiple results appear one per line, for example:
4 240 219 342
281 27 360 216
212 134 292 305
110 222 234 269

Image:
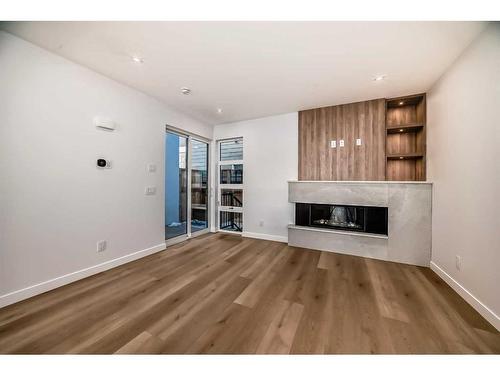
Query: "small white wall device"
94 117 116 131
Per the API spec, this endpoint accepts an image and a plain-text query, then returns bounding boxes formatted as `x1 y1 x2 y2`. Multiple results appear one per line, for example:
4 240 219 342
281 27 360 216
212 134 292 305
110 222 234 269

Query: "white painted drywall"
0 31 212 306
213 113 298 242
427 23 500 328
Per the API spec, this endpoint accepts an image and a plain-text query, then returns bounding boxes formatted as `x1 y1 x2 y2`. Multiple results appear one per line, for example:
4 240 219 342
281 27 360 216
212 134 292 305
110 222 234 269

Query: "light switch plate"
145 186 156 195
330 140 336 148
339 139 345 147
356 138 362 146
147 164 156 172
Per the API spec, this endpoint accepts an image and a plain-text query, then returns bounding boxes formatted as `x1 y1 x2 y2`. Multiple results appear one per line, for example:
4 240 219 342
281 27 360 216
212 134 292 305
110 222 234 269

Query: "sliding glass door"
165 132 188 240
191 139 209 234
165 130 210 243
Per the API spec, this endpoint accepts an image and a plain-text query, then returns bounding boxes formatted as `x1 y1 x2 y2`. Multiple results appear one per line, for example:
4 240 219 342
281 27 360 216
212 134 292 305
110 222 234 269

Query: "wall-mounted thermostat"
94 117 116 131
96 158 112 169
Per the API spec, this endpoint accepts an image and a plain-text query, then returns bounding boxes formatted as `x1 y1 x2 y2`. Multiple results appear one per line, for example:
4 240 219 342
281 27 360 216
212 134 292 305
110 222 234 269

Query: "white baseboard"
0 242 167 309
242 231 288 243
430 261 500 331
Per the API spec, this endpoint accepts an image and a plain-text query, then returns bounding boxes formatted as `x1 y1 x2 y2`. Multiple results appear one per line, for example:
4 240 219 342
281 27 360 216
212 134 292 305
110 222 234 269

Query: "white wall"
0 31 212 307
427 23 500 330
213 113 298 242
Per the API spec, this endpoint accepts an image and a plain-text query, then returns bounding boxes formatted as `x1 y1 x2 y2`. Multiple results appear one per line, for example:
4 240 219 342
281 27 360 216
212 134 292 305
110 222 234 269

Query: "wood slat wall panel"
298 99 386 181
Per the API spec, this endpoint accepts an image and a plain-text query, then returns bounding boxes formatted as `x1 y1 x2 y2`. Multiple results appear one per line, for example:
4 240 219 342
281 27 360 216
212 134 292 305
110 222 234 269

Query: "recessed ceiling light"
399 129 404 132
399 101 405 105
181 87 191 95
373 75 386 82
131 56 144 64
216 108 223 114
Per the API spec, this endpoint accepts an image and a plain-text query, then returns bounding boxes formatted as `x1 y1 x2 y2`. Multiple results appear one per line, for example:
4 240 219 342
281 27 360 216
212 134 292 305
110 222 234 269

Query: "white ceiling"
1 21 486 125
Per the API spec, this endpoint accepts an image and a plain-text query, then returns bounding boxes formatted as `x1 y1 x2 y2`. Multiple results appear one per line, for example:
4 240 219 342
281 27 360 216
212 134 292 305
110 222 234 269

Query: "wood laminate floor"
0 233 498 354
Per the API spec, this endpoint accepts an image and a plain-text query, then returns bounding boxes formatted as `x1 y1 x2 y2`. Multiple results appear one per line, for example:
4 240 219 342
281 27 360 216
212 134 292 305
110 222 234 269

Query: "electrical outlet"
147 164 156 172
356 138 362 146
145 186 156 195
97 240 107 253
339 139 345 147
330 140 336 148
455 255 462 271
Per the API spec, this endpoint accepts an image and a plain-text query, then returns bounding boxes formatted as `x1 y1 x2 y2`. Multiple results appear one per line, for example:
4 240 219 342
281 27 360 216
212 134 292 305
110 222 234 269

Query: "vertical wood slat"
297 111 303 180
329 106 337 181
338 105 346 180
376 99 387 180
347 103 355 179
298 99 386 181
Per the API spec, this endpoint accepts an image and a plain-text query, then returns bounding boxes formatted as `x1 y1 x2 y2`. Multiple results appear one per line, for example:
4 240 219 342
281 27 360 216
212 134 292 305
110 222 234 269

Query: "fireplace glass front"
295 203 388 235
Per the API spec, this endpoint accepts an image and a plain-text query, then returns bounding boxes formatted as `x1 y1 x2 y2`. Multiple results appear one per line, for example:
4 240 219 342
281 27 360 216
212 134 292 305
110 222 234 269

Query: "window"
220 139 243 161
217 138 243 233
220 164 243 184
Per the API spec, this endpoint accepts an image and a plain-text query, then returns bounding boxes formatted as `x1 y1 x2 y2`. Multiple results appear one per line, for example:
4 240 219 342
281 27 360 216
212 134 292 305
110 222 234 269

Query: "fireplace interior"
295 203 388 235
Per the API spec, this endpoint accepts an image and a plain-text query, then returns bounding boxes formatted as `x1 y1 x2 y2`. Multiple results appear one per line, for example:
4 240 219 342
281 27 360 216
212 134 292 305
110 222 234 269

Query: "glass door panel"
217 138 243 233
220 189 242 208
191 139 209 234
165 132 188 240
219 211 243 232
220 164 243 184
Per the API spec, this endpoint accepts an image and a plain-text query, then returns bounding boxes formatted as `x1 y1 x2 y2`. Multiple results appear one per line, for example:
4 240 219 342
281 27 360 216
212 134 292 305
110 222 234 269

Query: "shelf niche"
386 94 426 181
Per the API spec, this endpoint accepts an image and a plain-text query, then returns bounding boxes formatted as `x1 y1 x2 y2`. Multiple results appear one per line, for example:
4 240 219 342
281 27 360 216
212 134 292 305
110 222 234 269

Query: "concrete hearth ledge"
288 224 388 240
289 180 432 184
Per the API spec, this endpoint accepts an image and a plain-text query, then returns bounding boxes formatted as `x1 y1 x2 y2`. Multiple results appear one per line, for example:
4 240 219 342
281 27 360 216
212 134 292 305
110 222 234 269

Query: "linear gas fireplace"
295 203 388 235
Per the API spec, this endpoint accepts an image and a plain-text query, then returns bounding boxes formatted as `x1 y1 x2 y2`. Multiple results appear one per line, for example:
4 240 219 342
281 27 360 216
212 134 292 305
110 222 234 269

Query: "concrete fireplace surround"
288 181 432 266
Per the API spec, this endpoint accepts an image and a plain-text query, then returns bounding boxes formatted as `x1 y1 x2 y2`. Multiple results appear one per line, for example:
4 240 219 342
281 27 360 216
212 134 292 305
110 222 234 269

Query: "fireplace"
295 203 388 235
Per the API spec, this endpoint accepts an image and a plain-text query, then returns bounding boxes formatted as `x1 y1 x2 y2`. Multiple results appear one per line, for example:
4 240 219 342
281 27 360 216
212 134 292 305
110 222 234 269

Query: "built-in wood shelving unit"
387 152 424 160
385 93 426 181
386 123 424 134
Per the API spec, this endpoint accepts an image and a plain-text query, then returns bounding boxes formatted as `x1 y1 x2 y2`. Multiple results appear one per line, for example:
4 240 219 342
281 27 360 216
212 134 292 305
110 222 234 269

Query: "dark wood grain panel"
387 132 417 155
298 99 386 181
387 159 416 181
387 105 417 126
